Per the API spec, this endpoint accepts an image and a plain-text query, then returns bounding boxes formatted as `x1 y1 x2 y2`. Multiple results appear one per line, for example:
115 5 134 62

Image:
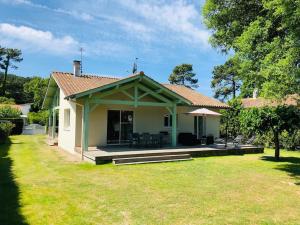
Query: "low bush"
0 105 21 118
0 121 15 143
0 97 15 104
281 130 300 150
28 110 49 126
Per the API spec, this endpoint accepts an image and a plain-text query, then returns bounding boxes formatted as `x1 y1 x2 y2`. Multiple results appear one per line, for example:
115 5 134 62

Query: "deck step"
113 154 192 165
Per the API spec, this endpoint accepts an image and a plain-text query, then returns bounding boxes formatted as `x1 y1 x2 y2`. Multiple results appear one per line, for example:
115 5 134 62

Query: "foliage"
240 105 300 159
0 121 14 143
0 96 15 104
281 130 300 150
168 64 198 88
0 105 21 119
24 77 49 111
203 0 300 99
28 110 49 126
211 57 241 101
0 47 23 95
3 73 33 104
220 98 243 138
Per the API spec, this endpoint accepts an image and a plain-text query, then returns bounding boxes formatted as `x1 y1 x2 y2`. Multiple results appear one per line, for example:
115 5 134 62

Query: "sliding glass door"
194 116 206 138
107 110 133 144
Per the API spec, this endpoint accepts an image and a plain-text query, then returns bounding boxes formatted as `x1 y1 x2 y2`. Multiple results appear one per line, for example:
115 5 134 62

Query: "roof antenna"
132 57 138 74
79 47 84 75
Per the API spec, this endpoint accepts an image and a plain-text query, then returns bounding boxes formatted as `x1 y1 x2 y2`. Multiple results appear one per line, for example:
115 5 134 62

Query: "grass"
1 135 300 225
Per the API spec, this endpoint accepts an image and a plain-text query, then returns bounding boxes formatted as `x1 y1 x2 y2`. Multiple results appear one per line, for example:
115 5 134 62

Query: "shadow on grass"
0 138 28 225
261 156 300 185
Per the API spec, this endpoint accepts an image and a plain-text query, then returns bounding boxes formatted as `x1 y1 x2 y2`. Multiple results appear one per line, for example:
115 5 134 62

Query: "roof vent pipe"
253 88 258 99
73 60 81 76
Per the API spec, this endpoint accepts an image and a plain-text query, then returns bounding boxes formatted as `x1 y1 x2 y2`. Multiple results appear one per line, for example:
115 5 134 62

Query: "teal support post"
82 99 90 152
48 109 52 135
51 109 56 139
171 103 177 147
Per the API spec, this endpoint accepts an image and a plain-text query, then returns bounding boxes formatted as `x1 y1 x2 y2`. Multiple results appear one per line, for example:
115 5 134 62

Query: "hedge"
0 118 23 135
0 121 15 143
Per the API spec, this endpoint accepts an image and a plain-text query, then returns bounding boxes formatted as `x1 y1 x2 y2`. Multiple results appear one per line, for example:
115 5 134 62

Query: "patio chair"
151 134 160 148
233 135 243 146
129 132 140 147
141 133 151 148
245 136 256 145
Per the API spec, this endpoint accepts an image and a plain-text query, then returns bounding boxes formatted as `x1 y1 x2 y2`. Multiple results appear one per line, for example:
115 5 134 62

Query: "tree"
220 98 243 138
24 77 49 111
240 105 300 160
211 57 241 101
0 48 23 95
3 73 33 103
203 0 300 99
169 64 198 88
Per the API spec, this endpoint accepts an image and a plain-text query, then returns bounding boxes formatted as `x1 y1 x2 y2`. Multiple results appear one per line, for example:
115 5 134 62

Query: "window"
64 109 70 129
163 114 172 127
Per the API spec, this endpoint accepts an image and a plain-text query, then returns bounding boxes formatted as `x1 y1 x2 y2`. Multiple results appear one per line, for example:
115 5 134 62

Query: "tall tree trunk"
274 130 280 161
232 78 236 99
1 57 9 96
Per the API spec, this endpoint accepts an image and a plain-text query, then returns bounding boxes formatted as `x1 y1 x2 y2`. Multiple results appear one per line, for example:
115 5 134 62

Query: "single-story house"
42 61 228 154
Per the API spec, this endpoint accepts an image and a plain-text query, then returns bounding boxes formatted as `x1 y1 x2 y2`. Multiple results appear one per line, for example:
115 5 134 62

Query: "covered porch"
75 72 193 153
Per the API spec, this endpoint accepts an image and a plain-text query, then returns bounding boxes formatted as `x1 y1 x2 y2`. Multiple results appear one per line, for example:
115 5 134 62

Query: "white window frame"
163 114 172 128
64 108 71 130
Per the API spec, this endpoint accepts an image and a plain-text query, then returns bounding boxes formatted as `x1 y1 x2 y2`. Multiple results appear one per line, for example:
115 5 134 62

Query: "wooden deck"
83 145 264 164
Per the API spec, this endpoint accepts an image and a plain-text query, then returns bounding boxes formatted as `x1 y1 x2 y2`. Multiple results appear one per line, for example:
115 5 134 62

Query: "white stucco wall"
57 89 77 153
73 104 220 147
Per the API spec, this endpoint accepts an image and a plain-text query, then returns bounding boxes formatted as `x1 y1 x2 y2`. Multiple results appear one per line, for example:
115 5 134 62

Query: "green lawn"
1 135 300 225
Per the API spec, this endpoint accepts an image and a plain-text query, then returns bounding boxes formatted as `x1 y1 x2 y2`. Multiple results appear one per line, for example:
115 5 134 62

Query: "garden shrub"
0 121 15 143
28 110 49 126
0 105 21 118
281 130 300 150
0 97 15 104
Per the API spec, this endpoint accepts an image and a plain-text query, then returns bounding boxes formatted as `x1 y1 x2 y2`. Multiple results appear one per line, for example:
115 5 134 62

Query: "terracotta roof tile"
52 72 228 108
241 94 299 108
163 84 228 108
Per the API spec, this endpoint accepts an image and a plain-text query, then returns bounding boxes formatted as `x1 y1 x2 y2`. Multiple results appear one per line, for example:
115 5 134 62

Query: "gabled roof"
43 71 228 109
163 84 228 108
241 94 299 108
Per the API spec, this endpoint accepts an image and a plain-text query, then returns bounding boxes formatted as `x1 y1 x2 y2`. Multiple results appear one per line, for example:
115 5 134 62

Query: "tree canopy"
0 47 23 95
211 57 241 101
169 64 198 88
203 0 300 99
24 77 49 112
240 105 300 160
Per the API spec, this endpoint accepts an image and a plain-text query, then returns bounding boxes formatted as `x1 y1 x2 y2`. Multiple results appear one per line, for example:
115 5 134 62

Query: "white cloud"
0 23 79 55
119 0 210 46
0 0 94 22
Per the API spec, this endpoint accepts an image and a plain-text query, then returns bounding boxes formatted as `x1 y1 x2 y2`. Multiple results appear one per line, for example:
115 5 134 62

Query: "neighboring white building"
42 61 228 154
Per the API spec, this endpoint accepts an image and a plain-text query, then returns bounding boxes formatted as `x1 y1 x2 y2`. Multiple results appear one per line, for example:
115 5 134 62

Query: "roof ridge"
52 71 120 80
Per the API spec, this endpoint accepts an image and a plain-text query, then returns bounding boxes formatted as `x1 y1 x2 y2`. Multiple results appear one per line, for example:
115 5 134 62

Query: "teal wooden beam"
121 90 134 100
171 104 177 147
137 92 149 100
134 86 138 107
166 106 172 114
71 75 140 99
92 83 135 100
137 84 172 104
89 99 173 107
142 76 192 105
82 99 90 152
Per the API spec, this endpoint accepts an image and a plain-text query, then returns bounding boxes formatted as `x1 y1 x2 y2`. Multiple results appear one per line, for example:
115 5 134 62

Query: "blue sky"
0 0 227 96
